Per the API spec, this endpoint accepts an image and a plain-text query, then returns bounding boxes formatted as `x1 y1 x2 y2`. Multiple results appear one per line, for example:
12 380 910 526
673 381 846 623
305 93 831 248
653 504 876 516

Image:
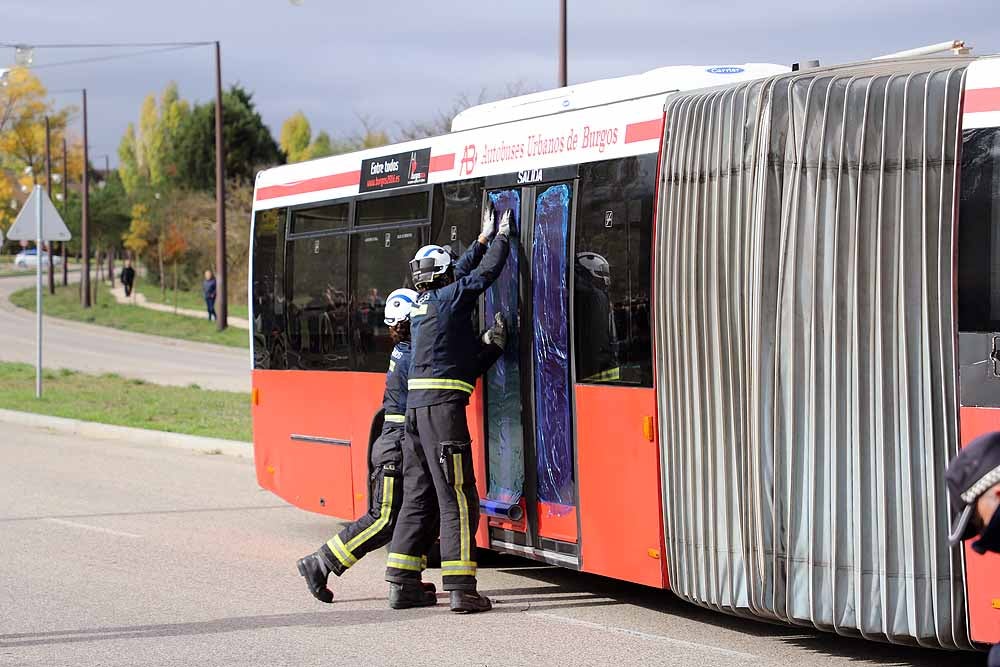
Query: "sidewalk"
110 285 251 330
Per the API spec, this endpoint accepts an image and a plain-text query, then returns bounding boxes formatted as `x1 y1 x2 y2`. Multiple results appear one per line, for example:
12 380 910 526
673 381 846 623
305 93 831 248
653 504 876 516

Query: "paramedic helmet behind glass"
410 245 453 289
384 288 418 326
577 251 611 287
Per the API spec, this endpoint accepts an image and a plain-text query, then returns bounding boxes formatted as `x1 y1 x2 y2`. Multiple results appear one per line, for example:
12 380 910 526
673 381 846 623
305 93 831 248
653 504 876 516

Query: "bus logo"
707 66 745 74
460 144 477 175
605 210 614 228
385 232 392 248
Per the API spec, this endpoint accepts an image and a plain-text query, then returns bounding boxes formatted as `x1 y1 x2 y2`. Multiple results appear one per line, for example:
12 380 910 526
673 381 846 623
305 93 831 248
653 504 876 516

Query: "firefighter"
295 288 437 604
386 203 513 613
946 431 1000 665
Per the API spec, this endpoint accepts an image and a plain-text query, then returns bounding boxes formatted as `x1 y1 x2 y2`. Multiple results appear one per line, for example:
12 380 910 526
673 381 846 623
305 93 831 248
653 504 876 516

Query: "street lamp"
14 45 33 67
48 88 90 306
558 0 567 87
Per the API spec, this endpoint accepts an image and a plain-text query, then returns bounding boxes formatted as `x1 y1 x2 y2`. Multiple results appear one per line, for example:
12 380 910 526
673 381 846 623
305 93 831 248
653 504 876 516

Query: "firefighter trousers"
386 402 480 591
321 460 407 576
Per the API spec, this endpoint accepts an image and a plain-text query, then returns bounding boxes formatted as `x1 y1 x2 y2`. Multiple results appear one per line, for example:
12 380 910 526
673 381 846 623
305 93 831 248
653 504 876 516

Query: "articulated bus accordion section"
654 60 971 647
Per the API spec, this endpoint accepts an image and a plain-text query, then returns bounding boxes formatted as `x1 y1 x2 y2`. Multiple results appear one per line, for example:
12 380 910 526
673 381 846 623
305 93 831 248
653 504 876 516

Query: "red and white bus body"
250 61 786 586
249 56 1000 650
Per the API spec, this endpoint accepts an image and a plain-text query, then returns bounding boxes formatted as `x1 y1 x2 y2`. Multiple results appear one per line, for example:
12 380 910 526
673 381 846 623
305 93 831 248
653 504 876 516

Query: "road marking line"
44 517 142 539
526 611 759 661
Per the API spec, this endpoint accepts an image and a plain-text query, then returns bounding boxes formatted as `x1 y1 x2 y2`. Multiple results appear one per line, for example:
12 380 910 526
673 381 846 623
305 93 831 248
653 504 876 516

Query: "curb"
0 408 251 459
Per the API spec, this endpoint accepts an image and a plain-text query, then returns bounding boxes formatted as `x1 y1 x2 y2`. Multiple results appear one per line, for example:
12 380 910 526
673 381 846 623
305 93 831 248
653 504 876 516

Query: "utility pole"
558 0 567 87
61 137 68 287
214 40 228 330
81 88 90 308
44 116 54 294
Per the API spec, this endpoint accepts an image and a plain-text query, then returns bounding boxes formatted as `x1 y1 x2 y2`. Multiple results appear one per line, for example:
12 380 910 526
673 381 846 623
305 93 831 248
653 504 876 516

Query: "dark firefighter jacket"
407 235 510 408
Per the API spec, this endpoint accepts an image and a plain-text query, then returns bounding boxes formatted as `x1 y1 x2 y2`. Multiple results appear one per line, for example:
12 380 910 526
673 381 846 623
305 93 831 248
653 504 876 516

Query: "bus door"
482 168 581 567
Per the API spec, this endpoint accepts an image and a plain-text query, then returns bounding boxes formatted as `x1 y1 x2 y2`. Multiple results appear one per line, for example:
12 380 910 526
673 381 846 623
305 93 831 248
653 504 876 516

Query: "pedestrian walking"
203 270 217 321
947 431 1000 666
120 260 136 298
385 203 512 613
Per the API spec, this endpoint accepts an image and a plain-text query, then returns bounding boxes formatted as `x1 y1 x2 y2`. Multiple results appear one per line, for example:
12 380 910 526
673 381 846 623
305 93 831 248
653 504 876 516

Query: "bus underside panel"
252 370 385 521
654 60 971 647
251 369 491 549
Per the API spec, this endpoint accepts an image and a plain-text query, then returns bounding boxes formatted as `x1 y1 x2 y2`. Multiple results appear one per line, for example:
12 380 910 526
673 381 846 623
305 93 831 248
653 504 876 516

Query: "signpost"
7 186 72 397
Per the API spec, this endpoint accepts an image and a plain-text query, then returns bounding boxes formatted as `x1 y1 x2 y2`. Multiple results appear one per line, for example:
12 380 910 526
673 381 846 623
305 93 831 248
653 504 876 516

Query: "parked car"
14 248 63 268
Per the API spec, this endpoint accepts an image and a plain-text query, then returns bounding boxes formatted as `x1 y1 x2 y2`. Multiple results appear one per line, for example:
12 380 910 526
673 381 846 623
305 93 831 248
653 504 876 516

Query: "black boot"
389 582 437 609
421 581 437 594
450 590 492 613
296 552 334 603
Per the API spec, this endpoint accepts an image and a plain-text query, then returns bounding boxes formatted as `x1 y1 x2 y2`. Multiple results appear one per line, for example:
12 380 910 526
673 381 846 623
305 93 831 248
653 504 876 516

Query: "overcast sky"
6 0 999 165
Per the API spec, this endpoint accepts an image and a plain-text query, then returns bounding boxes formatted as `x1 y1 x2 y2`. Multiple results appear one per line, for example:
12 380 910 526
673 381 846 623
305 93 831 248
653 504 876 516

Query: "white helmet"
410 244 453 289
384 288 418 326
576 252 611 287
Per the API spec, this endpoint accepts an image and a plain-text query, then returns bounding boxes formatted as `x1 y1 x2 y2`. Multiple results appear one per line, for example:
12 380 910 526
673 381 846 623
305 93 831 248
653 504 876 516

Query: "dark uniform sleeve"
452 240 488 281
475 341 503 376
396 347 411 400
447 235 511 308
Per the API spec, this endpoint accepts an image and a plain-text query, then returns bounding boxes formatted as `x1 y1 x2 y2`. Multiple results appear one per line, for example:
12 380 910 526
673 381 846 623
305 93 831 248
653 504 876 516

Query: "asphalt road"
0 426 983 667
0 274 249 392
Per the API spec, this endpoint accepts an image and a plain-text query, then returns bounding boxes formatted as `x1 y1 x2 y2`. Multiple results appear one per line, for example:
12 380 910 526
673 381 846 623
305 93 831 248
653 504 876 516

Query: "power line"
0 41 213 48
29 44 202 70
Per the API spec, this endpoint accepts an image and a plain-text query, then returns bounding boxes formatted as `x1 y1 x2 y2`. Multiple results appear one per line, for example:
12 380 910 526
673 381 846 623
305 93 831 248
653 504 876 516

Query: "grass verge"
0 361 251 441
11 283 248 349
136 283 250 319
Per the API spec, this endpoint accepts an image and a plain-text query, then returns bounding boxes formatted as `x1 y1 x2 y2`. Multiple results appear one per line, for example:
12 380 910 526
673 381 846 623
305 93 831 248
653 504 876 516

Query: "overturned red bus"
250 52 1000 651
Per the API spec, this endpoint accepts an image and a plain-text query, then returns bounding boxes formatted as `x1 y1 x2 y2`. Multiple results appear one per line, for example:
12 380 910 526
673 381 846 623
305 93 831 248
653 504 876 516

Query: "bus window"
251 207 286 369
959 127 1000 332
573 155 656 387
349 227 421 372
431 179 485 254
356 191 429 226
290 202 349 234
959 126 1000 408
285 234 350 370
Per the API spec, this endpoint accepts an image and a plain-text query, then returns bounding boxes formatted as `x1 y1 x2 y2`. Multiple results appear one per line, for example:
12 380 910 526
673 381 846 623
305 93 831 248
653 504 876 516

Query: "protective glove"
481 203 497 240
482 312 507 350
497 209 514 238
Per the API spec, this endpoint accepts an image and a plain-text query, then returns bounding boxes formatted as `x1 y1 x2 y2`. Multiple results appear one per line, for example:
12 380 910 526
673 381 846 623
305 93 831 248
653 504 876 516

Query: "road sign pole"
35 185 43 398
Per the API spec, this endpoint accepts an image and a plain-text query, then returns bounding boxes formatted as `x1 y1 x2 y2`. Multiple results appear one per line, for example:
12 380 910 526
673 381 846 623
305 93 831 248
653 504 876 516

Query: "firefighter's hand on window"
480 203 497 242
482 312 508 350
497 209 514 238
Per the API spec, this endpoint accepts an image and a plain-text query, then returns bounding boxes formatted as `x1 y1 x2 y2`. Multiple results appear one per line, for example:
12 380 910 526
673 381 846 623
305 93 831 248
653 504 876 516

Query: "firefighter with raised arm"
295 288 437 603
385 202 513 613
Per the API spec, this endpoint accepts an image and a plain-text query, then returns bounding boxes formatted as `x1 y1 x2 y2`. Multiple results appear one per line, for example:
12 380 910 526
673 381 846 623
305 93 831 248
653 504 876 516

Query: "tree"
0 68 83 241
171 84 283 190
122 204 152 263
118 83 191 194
161 222 190 312
0 68 75 187
89 171 131 290
309 131 334 159
280 111 312 163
